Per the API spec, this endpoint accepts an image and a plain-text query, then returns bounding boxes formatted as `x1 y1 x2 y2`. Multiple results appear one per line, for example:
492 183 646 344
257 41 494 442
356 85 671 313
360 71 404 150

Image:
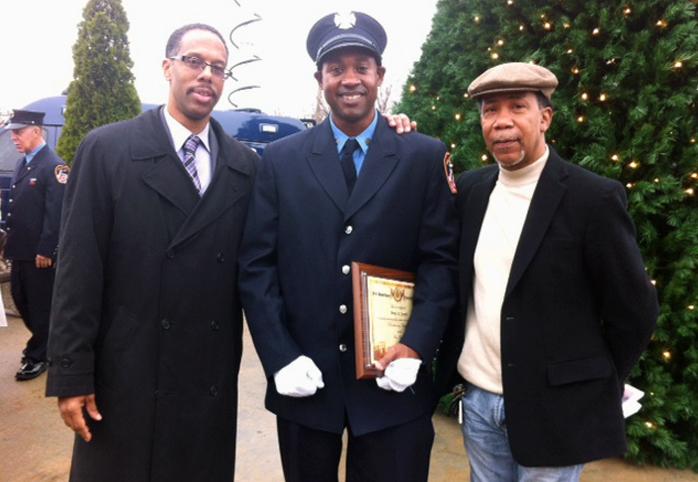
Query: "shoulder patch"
443 152 457 195
55 165 70 184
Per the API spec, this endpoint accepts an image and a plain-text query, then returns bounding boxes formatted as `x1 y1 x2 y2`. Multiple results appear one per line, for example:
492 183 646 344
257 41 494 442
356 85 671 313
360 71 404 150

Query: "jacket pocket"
547 355 613 386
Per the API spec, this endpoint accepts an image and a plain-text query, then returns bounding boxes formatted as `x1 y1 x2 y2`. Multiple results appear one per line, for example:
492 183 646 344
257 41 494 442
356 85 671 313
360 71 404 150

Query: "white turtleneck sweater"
457 146 549 394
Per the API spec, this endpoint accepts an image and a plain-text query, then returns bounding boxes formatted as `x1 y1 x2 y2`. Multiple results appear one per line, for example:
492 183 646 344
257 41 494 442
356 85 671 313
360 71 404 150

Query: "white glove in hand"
376 358 422 392
274 355 325 397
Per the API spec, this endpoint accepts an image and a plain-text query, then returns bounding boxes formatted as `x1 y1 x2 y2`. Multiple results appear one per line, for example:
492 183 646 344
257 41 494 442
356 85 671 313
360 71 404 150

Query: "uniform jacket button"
210 320 220 331
166 249 175 259
342 265 350 275
60 357 73 368
339 344 348 352
161 318 171 330
216 252 225 263
344 225 353 234
339 304 348 314
209 385 218 397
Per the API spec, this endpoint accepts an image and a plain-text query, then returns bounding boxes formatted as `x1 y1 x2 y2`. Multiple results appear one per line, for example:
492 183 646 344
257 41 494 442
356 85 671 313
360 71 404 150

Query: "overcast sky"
0 0 437 118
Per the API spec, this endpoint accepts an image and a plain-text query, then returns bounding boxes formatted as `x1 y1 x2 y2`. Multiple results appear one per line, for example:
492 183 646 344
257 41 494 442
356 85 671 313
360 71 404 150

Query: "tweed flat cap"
468 62 558 100
307 11 387 66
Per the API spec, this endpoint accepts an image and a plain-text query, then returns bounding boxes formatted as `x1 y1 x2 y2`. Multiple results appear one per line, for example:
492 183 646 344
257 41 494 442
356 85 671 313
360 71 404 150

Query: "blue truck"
0 95 310 223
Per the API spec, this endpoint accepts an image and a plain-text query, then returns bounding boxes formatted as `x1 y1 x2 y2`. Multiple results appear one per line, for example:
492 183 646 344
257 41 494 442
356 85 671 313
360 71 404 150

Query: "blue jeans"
461 384 584 482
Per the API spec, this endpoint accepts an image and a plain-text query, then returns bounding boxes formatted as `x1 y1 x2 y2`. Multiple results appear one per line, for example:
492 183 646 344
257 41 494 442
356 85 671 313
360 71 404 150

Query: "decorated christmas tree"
57 0 140 163
398 0 697 469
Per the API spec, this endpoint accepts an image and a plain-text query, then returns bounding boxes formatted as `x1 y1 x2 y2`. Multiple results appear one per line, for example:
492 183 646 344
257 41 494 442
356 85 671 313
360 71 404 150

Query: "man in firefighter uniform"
4 109 67 381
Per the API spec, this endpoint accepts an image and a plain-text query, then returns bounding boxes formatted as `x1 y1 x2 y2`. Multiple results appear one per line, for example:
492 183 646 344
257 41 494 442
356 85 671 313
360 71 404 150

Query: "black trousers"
10 260 55 362
276 414 434 482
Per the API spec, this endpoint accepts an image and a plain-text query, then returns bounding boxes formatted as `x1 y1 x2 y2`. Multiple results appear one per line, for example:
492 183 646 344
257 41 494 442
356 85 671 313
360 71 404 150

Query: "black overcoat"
435 149 658 466
239 116 458 436
46 108 257 481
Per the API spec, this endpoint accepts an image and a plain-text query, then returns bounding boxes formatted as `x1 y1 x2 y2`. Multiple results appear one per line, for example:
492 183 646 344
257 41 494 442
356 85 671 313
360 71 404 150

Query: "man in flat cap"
435 62 658 480
239 11 457 481
4 109 67 381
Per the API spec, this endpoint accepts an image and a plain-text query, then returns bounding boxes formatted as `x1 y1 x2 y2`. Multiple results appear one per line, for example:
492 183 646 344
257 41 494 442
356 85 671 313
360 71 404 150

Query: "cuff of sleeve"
45 351 95 397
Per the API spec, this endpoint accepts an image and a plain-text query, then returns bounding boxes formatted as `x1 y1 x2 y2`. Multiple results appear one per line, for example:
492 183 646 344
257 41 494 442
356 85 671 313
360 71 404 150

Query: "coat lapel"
306 120 349 212
505 151 568 296
460 170 497 305
167 119 252 250
136 108 199 216
344 116 398 221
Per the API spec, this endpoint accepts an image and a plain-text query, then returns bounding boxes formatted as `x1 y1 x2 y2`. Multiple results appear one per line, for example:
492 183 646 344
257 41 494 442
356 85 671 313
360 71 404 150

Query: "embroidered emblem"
29 178 38 187
334 11 356 29
443 152 457 194
55 165 70 184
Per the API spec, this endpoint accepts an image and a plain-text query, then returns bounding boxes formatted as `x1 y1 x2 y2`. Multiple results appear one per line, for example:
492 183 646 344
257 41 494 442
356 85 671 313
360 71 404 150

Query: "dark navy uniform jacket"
239 115 459 437
5 144 67 261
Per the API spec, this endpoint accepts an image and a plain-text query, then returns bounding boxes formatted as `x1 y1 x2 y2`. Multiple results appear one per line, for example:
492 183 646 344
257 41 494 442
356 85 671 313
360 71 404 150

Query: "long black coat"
5 143 66 260
435 149 658 466
46 108 257 482
239 117 458 436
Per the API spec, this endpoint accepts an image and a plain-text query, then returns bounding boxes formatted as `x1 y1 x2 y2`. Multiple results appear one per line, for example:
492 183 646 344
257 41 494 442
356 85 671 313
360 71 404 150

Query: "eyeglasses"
169 55 230 79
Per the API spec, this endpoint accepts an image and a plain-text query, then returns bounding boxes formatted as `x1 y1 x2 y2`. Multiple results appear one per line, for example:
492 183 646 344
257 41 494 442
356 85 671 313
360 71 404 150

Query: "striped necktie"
182 135 203 194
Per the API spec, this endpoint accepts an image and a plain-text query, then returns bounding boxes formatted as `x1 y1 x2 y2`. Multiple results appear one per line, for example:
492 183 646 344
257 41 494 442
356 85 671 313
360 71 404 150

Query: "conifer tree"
57 0 140 162
399 0 697 469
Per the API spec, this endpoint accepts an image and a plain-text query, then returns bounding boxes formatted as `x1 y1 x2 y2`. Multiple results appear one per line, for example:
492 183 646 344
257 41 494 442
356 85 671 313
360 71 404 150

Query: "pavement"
1 285 697 481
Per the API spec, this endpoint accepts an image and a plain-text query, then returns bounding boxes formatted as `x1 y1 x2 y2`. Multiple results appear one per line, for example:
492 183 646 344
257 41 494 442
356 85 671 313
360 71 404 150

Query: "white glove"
274 355 325 397
376 358 422 392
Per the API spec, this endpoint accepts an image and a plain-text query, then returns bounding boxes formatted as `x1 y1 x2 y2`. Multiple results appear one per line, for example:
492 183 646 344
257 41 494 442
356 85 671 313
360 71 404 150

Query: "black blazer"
5 144 66 260
239 116 458 436
435 148 658 466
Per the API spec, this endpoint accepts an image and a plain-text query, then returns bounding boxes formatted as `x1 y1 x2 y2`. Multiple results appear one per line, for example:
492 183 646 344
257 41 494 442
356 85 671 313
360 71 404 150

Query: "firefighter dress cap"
467 62 559 101
307 11 387 65
4 109 45 130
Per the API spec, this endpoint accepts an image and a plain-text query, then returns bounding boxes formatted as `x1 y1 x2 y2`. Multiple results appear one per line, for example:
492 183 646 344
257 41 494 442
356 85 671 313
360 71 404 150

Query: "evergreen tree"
399 0 697 469
57 0 140 162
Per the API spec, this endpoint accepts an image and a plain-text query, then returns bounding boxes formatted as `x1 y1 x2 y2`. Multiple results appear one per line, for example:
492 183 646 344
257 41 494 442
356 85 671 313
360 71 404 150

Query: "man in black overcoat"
239 11 458 482
46 24 257 481
5 109 67 381
435 62 658 481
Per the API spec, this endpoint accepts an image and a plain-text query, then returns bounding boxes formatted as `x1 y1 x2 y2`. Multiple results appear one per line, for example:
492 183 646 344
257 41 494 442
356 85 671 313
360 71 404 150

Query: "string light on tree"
497 39 505 46
563 22 571 29
581 92 589 101
674 61 683 69
688 305 695 310
409 84 417 93
454 113 462 121
690 173 698 179
481 154 488 161
686 188 695 196
628 161 639 169
577 115 585 123
451 143 457 149
491 52 500 60
599 93 608 102
645 421 655 430
474 15 481 24
662 351 672 361
611 154 620 161
571 66 580 75
567 48 574 54
626 182 634 189
544 22 552 30
656 19 668 28
624 7 632 16
519 24 525 31
592 27 600 35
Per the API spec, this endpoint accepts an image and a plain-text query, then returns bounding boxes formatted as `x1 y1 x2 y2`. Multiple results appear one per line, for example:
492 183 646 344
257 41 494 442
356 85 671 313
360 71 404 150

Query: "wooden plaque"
351 262 416 380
